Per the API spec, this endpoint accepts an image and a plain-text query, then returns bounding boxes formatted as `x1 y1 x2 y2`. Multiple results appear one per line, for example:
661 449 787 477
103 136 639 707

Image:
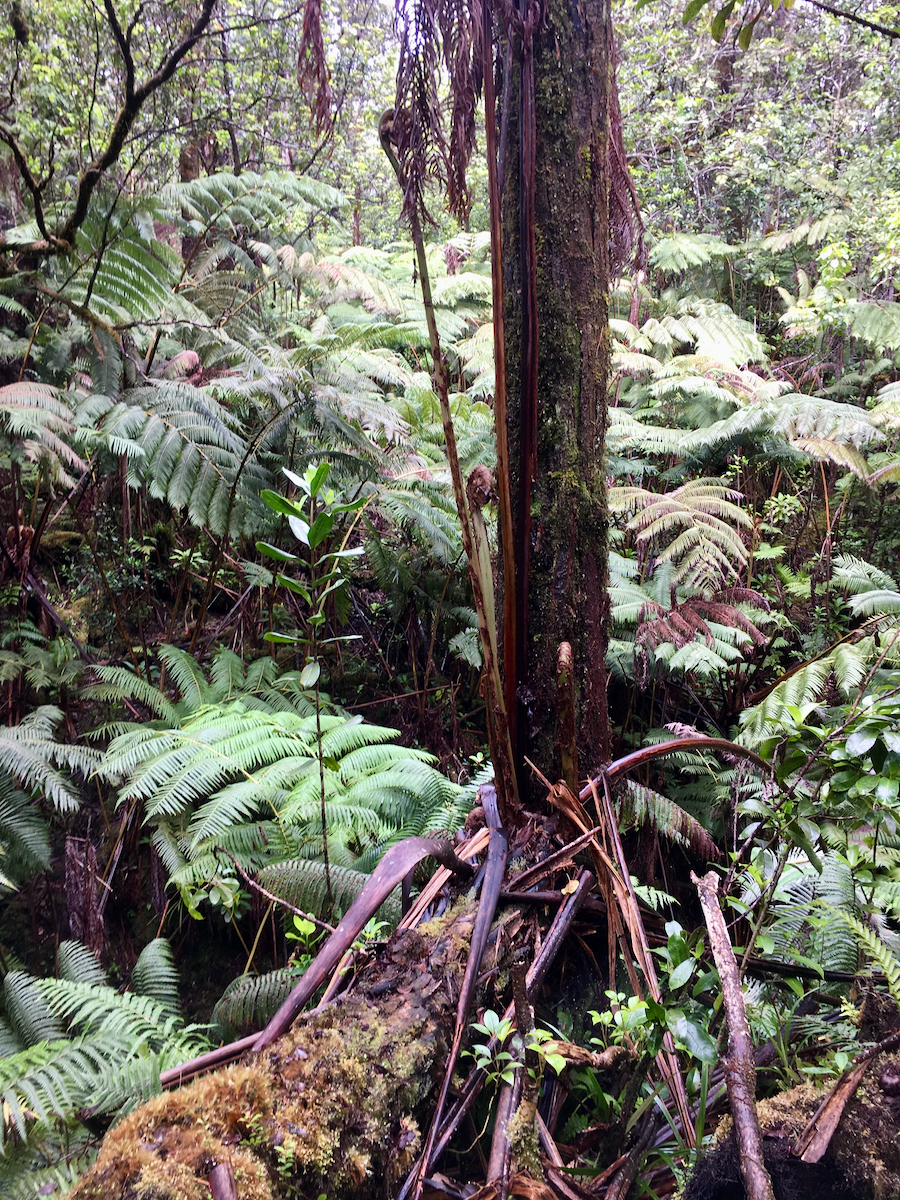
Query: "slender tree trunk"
501 0 612 794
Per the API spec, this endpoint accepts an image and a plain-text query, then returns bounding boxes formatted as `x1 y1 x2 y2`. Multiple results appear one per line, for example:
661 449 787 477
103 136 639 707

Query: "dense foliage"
1 0 900 1193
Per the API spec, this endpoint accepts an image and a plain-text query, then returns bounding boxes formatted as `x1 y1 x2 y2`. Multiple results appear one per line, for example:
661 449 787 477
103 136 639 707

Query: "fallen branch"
252 835 475 1052
791 1026 900 1163
693 870 774 1200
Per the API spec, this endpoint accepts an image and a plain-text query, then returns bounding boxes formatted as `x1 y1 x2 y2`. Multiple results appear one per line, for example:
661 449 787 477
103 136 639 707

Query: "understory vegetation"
1 0 900 1196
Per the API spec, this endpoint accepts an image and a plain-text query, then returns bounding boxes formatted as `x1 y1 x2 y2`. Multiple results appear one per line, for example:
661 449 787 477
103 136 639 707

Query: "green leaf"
669 958 696 989
263 631 303 644
288 516 310 545
875 777 899 802
260 490 304 518
737 18 756 48
668 1011 717 1062
256 541 298 563
710 0 735 41
276 575 312 603
330 497 368 516
846 728 879 756
308 463 331 497
299 661 321 687
683 0 710 22
307 512 335 550
692 968 719 996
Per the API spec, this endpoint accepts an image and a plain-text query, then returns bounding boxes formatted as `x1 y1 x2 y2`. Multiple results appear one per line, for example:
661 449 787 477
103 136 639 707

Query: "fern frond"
257 859 401 926
0 707 96 813
616 779 720 861
56 942 107 988
739 660 831 743
3 971 64 1047
131 939 180 1014
611 478 750 596
829 908 900 1007
211 967 298 1038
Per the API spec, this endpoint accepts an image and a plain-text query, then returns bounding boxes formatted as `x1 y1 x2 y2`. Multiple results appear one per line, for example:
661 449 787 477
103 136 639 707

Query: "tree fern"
211 966 300 1039
0 774 51 891
99 691 469 918
610 478 751 596
56 941 107 989
649 233 738 275
0 382 86 488
0 709 97 892
739 661 831 743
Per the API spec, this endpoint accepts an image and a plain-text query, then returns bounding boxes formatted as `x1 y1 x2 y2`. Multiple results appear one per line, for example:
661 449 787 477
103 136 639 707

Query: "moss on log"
685 1054 900 1200
72 908 479 1200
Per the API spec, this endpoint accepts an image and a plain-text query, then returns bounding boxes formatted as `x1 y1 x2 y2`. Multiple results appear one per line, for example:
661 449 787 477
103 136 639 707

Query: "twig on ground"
693 870 774 1200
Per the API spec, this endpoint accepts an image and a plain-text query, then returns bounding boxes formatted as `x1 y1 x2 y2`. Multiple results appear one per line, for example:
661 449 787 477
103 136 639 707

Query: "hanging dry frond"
608 32 644 276
394 0 484 223
297 0 333 133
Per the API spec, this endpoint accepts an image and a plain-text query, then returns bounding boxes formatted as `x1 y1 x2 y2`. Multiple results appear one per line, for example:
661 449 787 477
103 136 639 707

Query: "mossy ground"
72 912 477 1200
686 1054 900 1200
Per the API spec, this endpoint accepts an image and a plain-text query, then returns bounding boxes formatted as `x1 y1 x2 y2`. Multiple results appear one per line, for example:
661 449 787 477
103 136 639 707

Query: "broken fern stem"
379 109 520 826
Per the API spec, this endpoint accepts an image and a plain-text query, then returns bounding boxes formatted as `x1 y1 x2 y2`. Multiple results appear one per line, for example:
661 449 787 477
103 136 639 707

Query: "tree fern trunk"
501 0 613 795
71 906 478 1200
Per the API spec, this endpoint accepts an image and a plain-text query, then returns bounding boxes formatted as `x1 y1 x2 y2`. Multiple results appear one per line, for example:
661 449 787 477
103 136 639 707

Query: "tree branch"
103 0 135 99
0 122 54 243
1 3 218 255
800 0 900 39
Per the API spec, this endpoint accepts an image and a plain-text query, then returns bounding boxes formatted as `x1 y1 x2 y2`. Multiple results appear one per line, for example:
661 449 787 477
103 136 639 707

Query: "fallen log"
72 904 481 1200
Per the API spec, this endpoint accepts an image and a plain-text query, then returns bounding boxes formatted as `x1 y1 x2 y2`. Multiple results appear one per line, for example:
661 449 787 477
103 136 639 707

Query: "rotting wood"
208 1162 238 1200
693 869 775 1200
74 902 483 1200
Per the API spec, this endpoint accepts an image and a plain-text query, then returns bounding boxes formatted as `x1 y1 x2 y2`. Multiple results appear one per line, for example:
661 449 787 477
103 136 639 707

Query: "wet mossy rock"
685 1055 900 1200
72 908 478 1200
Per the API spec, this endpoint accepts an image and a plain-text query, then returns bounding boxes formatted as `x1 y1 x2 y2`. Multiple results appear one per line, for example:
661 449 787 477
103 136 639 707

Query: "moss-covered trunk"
501 0 612 793
72 908 478 1200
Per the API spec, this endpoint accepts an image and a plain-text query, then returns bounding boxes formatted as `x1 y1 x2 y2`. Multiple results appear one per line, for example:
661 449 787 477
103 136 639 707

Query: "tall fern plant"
94 645 470 924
